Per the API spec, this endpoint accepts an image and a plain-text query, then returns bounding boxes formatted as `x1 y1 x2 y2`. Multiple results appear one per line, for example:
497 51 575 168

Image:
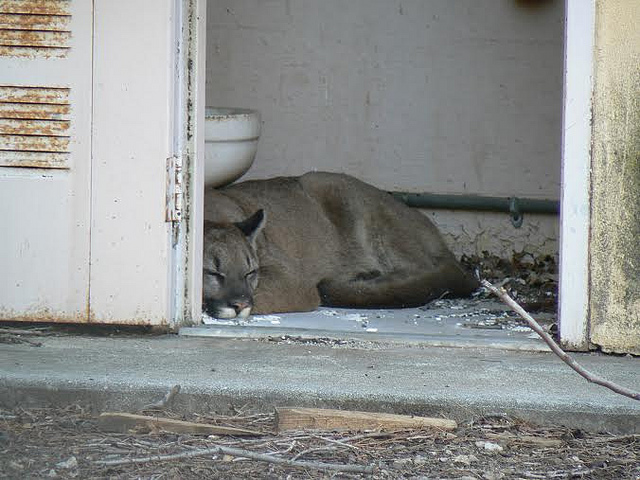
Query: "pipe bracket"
509 197 524 228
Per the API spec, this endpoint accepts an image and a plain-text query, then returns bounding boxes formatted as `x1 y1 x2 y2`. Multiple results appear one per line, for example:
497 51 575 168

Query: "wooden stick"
98 412 261 436
485 432 563 447
589 434 640 444
293 432 391 461
481 279 640 401
95 444 375 473
276 407 457 432
310 433 361 450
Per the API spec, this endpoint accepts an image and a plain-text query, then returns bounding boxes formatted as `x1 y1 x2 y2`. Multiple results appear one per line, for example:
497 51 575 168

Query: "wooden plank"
276 407 457 432
98 412 261 436
485 432 564 447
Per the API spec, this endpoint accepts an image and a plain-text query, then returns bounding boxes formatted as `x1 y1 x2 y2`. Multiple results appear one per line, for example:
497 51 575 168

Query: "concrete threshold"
185 303 555 352
1 331 639 434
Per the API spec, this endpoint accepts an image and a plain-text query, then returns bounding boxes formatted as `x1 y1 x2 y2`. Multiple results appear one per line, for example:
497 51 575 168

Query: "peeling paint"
0 85 71 168
425 209 558 261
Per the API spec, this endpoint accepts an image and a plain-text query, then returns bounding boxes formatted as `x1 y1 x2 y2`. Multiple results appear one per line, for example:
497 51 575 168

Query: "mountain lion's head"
202 210 265 319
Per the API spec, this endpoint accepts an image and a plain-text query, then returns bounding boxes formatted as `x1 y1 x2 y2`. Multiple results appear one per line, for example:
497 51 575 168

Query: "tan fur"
203 172 477 318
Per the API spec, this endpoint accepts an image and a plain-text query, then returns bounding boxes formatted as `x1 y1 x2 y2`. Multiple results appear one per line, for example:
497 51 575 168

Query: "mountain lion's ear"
234 209 266 245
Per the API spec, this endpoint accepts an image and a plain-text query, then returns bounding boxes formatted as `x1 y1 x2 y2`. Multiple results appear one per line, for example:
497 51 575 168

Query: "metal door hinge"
166 155 183 222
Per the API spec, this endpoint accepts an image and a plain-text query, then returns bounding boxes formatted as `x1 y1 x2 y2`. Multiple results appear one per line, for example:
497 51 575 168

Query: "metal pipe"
390 192 559 228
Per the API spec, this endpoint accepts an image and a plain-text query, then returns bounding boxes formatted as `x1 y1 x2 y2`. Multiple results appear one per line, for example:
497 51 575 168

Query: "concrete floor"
1 302 639 434
184 299 554 352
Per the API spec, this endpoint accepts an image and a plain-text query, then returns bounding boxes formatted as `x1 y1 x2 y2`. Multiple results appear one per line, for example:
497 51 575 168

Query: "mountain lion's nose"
231 300 251 314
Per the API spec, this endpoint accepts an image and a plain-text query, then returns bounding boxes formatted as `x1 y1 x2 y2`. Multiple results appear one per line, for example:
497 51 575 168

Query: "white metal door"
89 0 205 327
0 0 93 322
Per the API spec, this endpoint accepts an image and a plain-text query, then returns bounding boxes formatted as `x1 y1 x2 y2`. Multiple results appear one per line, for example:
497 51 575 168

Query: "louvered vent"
0 0 71 58
0 85 70 168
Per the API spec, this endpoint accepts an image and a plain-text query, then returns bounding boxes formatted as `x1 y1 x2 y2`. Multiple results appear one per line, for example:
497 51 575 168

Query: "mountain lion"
203 172 477 319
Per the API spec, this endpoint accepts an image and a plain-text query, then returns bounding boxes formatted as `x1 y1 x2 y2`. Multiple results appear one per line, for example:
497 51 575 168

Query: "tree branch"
481 279 639 402
95 444 375 474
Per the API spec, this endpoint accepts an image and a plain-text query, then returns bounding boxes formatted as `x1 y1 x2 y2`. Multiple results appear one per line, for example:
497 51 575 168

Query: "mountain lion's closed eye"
203 172 478 319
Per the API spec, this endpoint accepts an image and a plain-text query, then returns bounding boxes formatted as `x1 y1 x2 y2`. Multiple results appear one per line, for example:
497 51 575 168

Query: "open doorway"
188 0 564 349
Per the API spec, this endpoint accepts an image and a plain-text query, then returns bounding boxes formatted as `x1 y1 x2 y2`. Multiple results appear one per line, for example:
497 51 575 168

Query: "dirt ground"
1 405 638 479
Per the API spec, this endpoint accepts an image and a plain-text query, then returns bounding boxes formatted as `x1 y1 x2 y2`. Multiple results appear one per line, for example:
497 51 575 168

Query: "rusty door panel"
0 102 69 119
0 13 70 30
0 84 70 168
0 150 67 167
0 0 71 58
0 133 69 151
0 29 70 47
0 45 66 57
0 85 69 103
0 118 69 135
0 0 93 324
0 0 70 16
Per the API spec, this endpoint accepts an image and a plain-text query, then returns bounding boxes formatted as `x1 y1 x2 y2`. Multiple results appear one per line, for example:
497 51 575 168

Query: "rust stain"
0 0 72 58
0 102 69 120
0 29 70 47
0 45 67 58
0 0 71 17
0 84 71 168
0 150 68 168
0 85 70 104
0 117 68 135
0 293 169 326
0 134 69 151
0 13 70 30
87 311 168 327
0 118 69 136
0 307 166 326
0 307 89 324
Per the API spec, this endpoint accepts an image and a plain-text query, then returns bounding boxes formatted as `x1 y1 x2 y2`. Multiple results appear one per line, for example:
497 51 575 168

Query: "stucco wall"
205 0 563 258
589 0 640 354
427 210 558 259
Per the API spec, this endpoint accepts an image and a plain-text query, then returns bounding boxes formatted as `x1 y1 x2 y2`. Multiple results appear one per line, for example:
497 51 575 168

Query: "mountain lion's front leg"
252 264 321 314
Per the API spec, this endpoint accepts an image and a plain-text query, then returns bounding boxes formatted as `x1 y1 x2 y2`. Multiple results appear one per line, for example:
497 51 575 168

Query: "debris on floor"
1 405 637 479
194 251 559 347
462 251 558 314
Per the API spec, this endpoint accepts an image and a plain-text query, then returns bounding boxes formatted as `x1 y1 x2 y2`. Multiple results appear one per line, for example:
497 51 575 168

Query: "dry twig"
481 279 640 401
95 444 375 473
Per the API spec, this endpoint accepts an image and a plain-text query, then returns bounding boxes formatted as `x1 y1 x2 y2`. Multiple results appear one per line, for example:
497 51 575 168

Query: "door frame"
169 0 206 328
558 0 596 350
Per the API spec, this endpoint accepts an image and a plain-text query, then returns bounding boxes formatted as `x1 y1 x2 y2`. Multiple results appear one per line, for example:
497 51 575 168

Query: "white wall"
206 0 564 257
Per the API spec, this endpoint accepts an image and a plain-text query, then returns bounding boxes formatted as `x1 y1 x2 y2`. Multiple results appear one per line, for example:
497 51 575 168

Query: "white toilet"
204 107 261 188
